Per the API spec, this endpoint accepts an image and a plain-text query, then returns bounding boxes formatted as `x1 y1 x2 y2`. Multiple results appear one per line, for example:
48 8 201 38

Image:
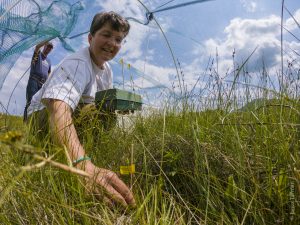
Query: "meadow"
0 71 299 225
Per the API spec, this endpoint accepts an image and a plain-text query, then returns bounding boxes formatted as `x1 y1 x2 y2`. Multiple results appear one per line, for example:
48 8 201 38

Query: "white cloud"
131 59 176 89
240 0 257 13
120 23 152 59
285 9 300 31
188 13 300 99
185 13 300 103
198 15 284 74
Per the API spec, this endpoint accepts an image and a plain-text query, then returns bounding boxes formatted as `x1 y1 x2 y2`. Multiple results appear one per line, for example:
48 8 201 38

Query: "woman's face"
88 23 125 67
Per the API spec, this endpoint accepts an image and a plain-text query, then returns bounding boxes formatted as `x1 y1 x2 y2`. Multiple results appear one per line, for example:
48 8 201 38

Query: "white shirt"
28 47 113 114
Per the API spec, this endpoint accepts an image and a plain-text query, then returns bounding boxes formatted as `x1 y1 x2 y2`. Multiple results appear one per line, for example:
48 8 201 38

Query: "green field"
0 96 299 224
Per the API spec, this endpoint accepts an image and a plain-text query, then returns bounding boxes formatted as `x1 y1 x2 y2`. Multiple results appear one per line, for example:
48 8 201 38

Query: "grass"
0 94 299 224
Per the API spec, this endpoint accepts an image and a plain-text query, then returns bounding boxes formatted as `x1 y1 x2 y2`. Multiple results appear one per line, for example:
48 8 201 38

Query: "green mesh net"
0 0 84 89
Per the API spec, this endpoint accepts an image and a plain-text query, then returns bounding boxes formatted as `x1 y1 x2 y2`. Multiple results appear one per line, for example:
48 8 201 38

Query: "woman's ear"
88 33 92 45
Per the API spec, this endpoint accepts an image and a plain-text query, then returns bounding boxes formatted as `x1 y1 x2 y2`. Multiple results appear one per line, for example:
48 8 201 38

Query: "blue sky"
1 0 299 115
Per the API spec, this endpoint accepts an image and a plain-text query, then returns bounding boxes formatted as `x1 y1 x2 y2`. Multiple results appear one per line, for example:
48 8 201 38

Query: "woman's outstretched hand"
77 161 136 207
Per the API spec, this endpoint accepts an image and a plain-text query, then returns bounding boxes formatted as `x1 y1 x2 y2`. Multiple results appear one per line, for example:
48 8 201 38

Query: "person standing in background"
23 41 53 121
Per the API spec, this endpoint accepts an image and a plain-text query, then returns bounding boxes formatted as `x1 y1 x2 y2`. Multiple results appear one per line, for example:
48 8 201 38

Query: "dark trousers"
23 76 45 122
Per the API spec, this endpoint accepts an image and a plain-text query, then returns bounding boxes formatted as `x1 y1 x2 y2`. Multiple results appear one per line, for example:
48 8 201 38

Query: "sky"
0 0 299 115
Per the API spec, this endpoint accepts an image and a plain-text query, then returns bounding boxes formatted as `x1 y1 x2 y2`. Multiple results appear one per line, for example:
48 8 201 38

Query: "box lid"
95 88 142 103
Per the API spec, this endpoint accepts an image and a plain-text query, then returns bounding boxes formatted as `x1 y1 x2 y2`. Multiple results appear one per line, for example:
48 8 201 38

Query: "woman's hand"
77 161 136 207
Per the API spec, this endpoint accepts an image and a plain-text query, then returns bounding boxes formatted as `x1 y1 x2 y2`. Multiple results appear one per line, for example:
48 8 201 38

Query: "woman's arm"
44 98 136 207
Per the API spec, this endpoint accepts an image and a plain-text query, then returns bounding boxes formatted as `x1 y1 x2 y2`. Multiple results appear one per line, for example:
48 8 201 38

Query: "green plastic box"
95 88 142 112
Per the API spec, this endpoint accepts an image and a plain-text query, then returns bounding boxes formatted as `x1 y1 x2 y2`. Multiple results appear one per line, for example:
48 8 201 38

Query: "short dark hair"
90 11 130 37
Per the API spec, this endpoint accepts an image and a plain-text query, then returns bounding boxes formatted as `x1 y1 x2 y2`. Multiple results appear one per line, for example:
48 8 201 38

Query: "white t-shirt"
28 47 113 114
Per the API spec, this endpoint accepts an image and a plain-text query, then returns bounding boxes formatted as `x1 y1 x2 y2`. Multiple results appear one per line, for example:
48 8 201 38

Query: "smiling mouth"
102 48 113 54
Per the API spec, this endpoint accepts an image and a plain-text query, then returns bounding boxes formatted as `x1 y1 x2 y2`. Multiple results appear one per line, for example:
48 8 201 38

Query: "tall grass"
1 80 299 224
1 2 300 225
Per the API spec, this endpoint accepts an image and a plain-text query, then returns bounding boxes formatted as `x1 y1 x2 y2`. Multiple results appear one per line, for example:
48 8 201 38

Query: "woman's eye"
115 38 122 44
101 33 110 38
